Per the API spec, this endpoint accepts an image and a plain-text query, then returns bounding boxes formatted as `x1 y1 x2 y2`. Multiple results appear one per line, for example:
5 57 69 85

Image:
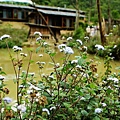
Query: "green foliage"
0 34 120 120
32 0 120 23
73 26 85 40
0 27 28 48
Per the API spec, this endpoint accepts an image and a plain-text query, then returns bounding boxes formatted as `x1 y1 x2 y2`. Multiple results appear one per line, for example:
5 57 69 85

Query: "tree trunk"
97 0 106 46
75 0 79 30
108 0 111 33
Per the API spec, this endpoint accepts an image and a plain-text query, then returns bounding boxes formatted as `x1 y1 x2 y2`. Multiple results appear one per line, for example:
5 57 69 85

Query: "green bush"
0 35 120 120
0 28 28 48
73 26 85 40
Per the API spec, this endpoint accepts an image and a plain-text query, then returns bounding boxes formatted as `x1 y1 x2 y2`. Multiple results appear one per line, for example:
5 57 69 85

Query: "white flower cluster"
34 31 42 41
67 37 72 41
3 97 12 104
13 46 22 52
0 75 5 80
76 39 83 45
95 108 102 113
17 104 26 113
0 34 11 40
20 53 27 57
107 77 119 83
58 44 74 54
95 44 104 50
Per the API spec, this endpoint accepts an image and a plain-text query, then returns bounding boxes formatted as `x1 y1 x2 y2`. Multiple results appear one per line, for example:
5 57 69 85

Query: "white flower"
67 37 72 41
55 63 60 67
3 97 12 104
29 72 35 76
1 108 4 113
101 103 107 107
36 92 40 97
11 106 17 112
58 44 67 49
113 25 116 28
76 65 82 69
28 82 41 91
36 36 42 41
13 46 22 52
82 46 87 51
49 75 54 79
113 45 117 48
43 42 48 46
84 36 89 40
20 53 27 57
19 85 24 88
50 106 56 111
0 67 3 70
95 108 102 113
95 74 99 78
109 32 113 35
63 46 74 54
40 62 46 65
27 89 33 94
34 31 42 36
42 108 50 115
71 60 78 64
95 44 104 50
39 54 43 57
72 74 77 78
17 104 26 112
104 34 109 37
107 77 119 83
80 97 86 101
0 34 11 40
0 75 5 80
76 39 83 45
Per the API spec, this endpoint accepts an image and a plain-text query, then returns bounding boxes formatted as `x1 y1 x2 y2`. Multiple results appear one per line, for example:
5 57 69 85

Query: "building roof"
0 3 86 18
0 0 33 5
38 9 85 17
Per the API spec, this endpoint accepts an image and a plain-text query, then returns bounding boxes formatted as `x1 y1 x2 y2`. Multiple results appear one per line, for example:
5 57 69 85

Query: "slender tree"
107 0 111 33
97 0 106 46
75 0 79 30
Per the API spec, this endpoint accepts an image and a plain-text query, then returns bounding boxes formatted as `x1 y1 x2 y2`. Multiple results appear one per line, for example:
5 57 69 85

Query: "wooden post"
97 0 106 46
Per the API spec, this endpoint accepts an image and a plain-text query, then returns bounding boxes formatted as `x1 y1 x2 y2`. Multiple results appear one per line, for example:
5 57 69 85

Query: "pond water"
0 47 120 100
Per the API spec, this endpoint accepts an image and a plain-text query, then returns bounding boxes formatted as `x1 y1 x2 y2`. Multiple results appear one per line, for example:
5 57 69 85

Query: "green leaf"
29 60 34 64
81 110 88 116
90 83 96 89
106 88 113 95
78 58 85 66
84 94 91 100
57 114 66 119
49 52 56 57
56 67 63 71
36 46 41 53
93 116 100 120
63 102 71 108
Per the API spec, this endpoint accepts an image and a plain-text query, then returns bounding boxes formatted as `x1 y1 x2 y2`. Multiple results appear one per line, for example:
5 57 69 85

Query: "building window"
35 15 42 24
3 9 7 18
62 17 74 28
13 9 18 18
18 11 22 19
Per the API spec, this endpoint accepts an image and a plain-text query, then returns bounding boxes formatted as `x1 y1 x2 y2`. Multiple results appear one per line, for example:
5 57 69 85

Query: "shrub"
0 27 28 48
0 33 120 120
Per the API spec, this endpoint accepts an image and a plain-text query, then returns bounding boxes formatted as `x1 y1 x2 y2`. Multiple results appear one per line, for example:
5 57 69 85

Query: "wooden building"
0 2 86 40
